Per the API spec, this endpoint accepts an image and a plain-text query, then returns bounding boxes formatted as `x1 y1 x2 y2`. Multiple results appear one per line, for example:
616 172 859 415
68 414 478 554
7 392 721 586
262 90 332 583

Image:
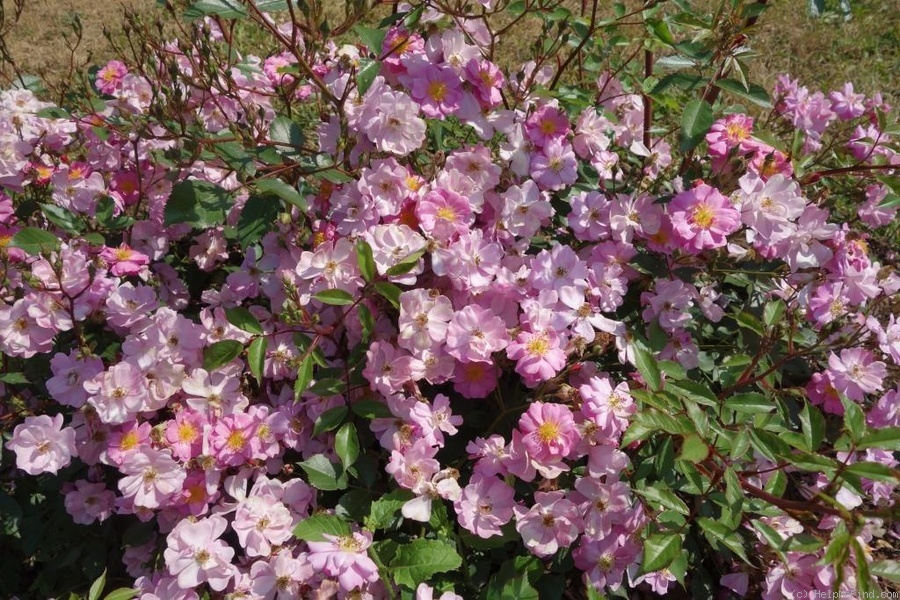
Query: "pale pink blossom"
232 495 294 556
6 413 77 475
306 530 379 591
513 491 582 557
164 514 235 591
118 447 186 509
455 474 515 538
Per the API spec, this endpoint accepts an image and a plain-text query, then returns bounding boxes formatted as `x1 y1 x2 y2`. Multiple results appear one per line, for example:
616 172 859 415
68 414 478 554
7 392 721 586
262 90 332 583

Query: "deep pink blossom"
506 328 567 386
518 402 580 477
668 183 741 252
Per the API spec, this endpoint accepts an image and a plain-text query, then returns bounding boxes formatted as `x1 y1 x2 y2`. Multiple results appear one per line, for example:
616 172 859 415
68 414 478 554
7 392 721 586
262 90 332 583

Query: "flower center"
120 431 139 451
536 421 561 444
692 203 715 230
526 335 550 357
725 123 749 141
114 247 134 261
539 119 557 135
178 422 198 444
436 206 457 222
338 535 363 552
226 430 246 451
427 80 448 102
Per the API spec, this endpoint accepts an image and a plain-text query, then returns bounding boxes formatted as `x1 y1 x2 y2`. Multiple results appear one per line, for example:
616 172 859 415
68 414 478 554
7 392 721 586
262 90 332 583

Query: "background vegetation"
2 0 898 105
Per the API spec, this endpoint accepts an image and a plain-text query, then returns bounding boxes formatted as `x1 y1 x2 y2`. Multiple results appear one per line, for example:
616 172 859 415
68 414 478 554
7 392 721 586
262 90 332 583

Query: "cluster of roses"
1 7 898 600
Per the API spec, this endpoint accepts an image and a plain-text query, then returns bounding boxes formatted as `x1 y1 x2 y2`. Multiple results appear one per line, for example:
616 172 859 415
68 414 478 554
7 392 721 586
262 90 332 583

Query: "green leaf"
781 532 825 553
247 336 266 384
482 556 541 600
843 398 867 441
631 336 662 391
236 194 280 247
225 307 264 335
102 590 138 600
749 429 791 462
725 393 773 414
649 72 707 96
877 193 900 210
752 520 787 558
358 304 375 342
313 406 349 437
0 372 29 385
293 513 351 542
356 241 376 282
697 518 749 562
41 203 80 233
634 485 690 515
678 433 709 462
351 399 393 419
10 227 60 254
354 24 386 55
308 378 346 397
164 179 232 229
734 311 765 336
366 489 412 530
255 178 307 212
203 340 244 371
641 534 681 574
313 289 356 306
799 402 826 452
823 522 851 565
298 454 348 490
871 560 900 583
374 282 401 309
255 0 293 12
213 141 256 178
335 423 360 468
295 354 315 398
654 55 698 69
357 58 381 96
713 78 773 109
844 462 900 483
184 0 247 19
269 116 305 151
668 380 718 407
646 18 675 45
853 537 878 597
763 300 786 327
857 427 900 451
385 249 425 277
82 233 106 246
390 538 462 589
88 569 106 600
36 106 71 119
95 196 116 226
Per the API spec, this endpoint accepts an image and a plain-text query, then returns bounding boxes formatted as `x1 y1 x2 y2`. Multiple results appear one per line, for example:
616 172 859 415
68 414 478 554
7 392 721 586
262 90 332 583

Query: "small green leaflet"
313 289 356 306
679 99 713 152
203 340 244 371
224 306 263 335
293 514 351 542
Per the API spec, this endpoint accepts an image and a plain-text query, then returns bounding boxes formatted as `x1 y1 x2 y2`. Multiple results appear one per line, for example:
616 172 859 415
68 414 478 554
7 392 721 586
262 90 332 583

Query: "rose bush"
0 0 898 598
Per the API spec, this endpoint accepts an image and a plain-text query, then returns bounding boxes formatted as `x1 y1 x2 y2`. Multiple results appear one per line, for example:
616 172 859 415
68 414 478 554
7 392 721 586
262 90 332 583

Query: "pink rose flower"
6 413 77 475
